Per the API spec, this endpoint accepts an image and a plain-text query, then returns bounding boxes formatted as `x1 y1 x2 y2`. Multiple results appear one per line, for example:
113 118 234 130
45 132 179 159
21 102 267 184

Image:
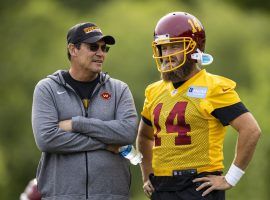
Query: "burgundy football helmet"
152 12 208 72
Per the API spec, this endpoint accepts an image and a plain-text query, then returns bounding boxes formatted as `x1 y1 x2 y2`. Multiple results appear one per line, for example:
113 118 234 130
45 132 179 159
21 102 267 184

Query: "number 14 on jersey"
153 102 191 146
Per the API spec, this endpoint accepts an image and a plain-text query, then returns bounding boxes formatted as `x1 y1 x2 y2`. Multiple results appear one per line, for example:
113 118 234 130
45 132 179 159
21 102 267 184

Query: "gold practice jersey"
141 69 241 176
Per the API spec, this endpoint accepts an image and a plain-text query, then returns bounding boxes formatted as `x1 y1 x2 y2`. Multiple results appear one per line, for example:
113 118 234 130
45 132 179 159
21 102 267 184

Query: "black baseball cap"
67 22 115 45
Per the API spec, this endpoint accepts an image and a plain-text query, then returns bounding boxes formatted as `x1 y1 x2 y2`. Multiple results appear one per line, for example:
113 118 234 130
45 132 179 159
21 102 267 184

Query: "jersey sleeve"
211 102 249 126
205 76 241 114
141 85 152 121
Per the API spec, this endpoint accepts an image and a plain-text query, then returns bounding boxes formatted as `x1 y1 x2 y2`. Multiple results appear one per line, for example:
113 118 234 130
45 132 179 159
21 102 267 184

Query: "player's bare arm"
136 119 155 198
193 112 261 196
229 112 261 170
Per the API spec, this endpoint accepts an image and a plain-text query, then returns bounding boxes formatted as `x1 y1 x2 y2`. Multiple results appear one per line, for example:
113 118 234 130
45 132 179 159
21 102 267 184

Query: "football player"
136 12 261 200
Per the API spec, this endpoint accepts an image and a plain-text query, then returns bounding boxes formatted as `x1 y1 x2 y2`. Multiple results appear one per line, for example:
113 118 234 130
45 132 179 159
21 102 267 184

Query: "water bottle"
119 145 143 165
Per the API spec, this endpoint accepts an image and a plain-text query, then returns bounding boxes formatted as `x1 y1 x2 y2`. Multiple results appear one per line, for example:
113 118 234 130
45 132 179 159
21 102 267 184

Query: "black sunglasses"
84 43 110 53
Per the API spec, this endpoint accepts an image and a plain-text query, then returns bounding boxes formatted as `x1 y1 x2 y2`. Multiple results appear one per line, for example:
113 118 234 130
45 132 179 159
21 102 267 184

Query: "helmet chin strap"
191 49 213 66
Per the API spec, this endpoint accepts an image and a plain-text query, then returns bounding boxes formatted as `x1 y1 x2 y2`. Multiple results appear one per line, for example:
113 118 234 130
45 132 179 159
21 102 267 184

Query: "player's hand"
106 145 121 153
143 179 155 198
193 175 232 196
59 120 72 132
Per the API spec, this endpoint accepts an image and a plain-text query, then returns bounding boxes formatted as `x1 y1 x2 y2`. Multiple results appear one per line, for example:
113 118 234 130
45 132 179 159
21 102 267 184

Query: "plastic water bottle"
119 145 143 165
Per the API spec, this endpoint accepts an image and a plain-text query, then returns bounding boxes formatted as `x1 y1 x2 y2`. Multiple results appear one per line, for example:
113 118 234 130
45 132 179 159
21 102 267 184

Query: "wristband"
225 163 245 186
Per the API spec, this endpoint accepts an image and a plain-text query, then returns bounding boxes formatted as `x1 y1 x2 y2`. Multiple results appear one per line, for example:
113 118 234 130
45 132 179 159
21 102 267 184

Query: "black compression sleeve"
211 102 249 126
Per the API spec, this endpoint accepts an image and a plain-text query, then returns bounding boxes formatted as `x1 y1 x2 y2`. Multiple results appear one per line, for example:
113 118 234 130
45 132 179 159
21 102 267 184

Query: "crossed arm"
32 83 137 154
59 86 138 151
32 85 105 153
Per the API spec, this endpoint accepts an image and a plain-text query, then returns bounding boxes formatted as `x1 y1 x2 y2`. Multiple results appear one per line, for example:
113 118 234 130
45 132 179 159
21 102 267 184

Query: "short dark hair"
67 43 81 61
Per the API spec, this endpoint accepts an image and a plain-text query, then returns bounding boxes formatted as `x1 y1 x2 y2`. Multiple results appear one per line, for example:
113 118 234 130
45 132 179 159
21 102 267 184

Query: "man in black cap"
32 22 138 200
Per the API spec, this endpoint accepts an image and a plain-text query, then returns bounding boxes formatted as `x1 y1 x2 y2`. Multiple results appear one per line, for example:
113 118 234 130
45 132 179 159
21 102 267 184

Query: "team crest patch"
101 92 111 100
187 86 208 98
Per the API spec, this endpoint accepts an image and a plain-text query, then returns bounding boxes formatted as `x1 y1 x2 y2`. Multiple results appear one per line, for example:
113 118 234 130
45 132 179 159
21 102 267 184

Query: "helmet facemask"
152 36 196 73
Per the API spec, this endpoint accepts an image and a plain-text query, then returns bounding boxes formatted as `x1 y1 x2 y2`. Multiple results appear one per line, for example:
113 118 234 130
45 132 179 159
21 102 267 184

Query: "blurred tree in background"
0 0 269 199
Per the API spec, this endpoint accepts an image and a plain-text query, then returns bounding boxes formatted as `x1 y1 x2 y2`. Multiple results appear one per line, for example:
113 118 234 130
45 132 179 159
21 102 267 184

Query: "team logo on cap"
101 92 111 100
83 26 102 34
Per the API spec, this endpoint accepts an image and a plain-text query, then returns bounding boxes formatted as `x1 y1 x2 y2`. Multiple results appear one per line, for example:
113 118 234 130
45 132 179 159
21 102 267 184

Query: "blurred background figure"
20 179 41 200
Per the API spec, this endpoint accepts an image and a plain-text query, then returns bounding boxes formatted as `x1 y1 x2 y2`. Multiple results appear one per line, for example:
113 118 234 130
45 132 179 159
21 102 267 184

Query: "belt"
172 169 197 176
171 169 222 177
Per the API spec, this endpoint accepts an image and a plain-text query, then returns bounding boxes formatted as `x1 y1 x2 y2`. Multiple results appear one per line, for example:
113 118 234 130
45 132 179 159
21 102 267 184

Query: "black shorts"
149 171 225 200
